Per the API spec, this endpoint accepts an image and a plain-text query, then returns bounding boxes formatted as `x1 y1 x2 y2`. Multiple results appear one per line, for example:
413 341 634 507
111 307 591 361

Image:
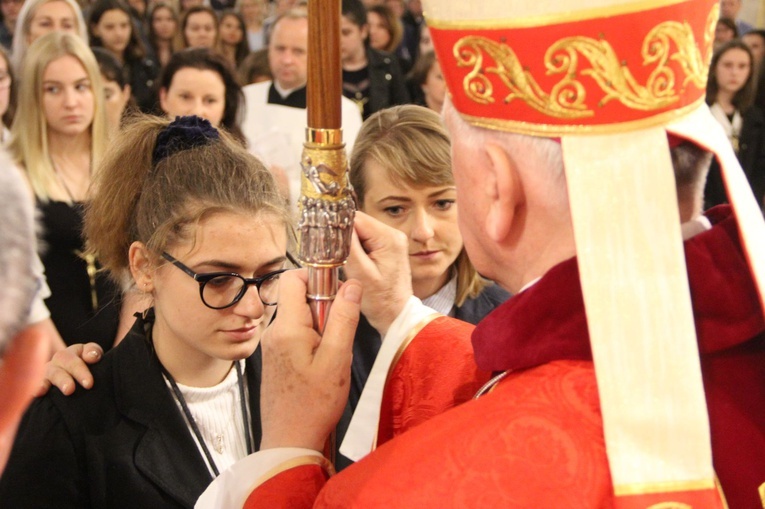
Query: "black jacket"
364 48 411 118
705 105 765 211
0 313 262 509
127 55 160 113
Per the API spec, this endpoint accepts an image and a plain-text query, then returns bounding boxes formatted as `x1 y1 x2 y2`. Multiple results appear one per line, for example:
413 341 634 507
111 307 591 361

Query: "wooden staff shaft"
307 0 342 129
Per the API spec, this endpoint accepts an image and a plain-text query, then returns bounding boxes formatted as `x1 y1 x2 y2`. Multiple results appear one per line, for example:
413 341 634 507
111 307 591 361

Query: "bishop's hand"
259 269 361 452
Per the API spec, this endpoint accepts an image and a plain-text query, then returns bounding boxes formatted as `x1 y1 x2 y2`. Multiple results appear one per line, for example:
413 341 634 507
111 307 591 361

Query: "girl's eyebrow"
192 255 287 272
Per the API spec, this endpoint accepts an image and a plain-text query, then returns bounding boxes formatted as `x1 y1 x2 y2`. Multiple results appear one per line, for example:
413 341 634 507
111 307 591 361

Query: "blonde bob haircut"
8 32 106 202
350 104 490 306
11 0 89 71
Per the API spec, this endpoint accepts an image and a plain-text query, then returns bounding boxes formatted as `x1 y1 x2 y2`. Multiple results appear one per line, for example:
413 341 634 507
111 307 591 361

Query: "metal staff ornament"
299 0 354 333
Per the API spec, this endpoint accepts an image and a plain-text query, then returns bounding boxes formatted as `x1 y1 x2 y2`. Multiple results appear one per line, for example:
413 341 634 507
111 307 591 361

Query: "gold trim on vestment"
427 0 691 30
255 455 335 488
614 478 715 496
457 96 705 137
370 312 442 452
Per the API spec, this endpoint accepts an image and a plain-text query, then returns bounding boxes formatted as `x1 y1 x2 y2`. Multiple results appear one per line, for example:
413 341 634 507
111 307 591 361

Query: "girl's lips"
222 326 257 342
411 250 440 260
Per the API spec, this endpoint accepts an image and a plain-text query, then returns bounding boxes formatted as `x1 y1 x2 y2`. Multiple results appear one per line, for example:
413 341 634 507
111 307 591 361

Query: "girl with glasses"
0 114 293 508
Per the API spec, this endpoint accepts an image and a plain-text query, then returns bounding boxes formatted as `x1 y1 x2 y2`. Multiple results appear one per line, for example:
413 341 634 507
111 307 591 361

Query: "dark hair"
341 0 367 29
0 46 15 129
180 5 218 48
89 0 147 61
148 3 180 52
158 48 245 142
92 46 130 88
367 4 401 53
218 10 250 67
706 39 755 111
716 17 739 38
238 48 271 84
744 28 765 45
92 46 136 122
407 49 435 88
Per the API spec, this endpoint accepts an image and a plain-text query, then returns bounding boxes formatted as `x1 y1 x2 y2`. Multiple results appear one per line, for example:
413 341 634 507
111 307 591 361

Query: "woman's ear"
158 87 168 114
483 141 523 243
121 84 132 106
129 242 155 293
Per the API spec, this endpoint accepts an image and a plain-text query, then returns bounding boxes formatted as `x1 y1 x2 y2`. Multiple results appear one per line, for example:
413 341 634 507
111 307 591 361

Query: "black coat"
364 48 411 118
0 313 262 509
705 105 765 211
335 283 510 470
127 55 160 113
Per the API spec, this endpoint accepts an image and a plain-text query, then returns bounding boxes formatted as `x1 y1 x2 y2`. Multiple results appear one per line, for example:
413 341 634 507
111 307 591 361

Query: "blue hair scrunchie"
152 116 220 166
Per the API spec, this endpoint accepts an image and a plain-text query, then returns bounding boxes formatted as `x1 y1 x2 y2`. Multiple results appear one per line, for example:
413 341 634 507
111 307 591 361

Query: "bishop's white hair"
0 149 38 354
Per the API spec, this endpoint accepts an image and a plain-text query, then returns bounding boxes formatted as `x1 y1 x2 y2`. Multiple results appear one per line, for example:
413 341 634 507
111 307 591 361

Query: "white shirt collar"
421 277 457 316
272 80 305 99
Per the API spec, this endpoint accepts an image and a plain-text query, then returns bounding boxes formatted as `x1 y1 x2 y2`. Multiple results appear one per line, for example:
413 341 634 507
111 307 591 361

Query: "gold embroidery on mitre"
758 481 765 508
646 504 692 509
453 4 716 119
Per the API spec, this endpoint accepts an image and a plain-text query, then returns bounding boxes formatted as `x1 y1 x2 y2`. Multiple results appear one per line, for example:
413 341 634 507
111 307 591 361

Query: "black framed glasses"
162 252 289 309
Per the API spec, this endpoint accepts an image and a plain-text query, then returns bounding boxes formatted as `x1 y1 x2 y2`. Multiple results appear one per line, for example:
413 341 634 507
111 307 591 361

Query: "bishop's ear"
483 141 524 243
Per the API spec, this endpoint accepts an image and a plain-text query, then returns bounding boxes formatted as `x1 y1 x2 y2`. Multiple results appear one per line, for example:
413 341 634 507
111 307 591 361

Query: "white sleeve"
339 296 439 462
26 255 51 325
195 448 323 509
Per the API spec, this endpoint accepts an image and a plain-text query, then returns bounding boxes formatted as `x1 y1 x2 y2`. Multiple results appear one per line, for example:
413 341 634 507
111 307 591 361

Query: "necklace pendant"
214 434 224 454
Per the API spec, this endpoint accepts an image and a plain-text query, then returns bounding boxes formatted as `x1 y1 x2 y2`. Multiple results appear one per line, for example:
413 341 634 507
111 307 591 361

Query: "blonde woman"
7 32 122 350
10 0 88 71
336 104 509 468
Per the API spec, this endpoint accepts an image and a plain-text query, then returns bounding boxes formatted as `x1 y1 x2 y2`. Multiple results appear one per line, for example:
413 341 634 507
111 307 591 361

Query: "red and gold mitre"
428 0 718 135
425 0 765 507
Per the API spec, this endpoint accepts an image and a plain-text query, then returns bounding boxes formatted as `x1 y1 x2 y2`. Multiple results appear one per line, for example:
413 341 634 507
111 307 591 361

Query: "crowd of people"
0 0 447 358
0 0 762 508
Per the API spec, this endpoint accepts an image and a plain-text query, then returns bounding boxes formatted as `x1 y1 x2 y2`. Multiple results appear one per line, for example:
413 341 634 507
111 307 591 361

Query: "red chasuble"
246 206 765 509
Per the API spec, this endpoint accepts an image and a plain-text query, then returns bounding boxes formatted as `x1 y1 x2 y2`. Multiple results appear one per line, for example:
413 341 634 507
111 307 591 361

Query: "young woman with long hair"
180 5 218 49
704 39 765 210
148 2 180 68
217 10 249 69
336 104 509 468
89 0 159 112
10 0 87 71
7 32 121 350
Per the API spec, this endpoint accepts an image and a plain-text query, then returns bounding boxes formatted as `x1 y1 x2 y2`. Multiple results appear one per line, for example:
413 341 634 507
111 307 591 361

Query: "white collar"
421 277 457 316
272 81 305 99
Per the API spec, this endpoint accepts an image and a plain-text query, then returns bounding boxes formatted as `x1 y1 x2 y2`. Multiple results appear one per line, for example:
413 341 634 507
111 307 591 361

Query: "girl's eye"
434 199 455 211
383 206 404 216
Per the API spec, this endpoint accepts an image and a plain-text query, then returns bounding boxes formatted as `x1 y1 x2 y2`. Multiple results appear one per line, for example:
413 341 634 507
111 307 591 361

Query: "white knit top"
165 361 252 476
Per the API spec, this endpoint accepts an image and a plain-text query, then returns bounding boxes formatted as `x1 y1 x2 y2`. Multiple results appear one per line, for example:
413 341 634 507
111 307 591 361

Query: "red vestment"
246 207 765 508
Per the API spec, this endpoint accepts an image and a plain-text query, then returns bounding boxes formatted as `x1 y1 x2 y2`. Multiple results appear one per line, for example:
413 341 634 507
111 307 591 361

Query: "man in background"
241 8 362 211
721 0 754 35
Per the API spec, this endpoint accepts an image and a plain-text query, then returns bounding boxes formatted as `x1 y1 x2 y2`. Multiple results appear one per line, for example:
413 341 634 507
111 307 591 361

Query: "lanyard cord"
160 360 254 478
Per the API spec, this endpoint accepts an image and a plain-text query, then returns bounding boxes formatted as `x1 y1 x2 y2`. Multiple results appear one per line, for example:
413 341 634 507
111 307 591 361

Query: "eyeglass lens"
201 273 281 308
